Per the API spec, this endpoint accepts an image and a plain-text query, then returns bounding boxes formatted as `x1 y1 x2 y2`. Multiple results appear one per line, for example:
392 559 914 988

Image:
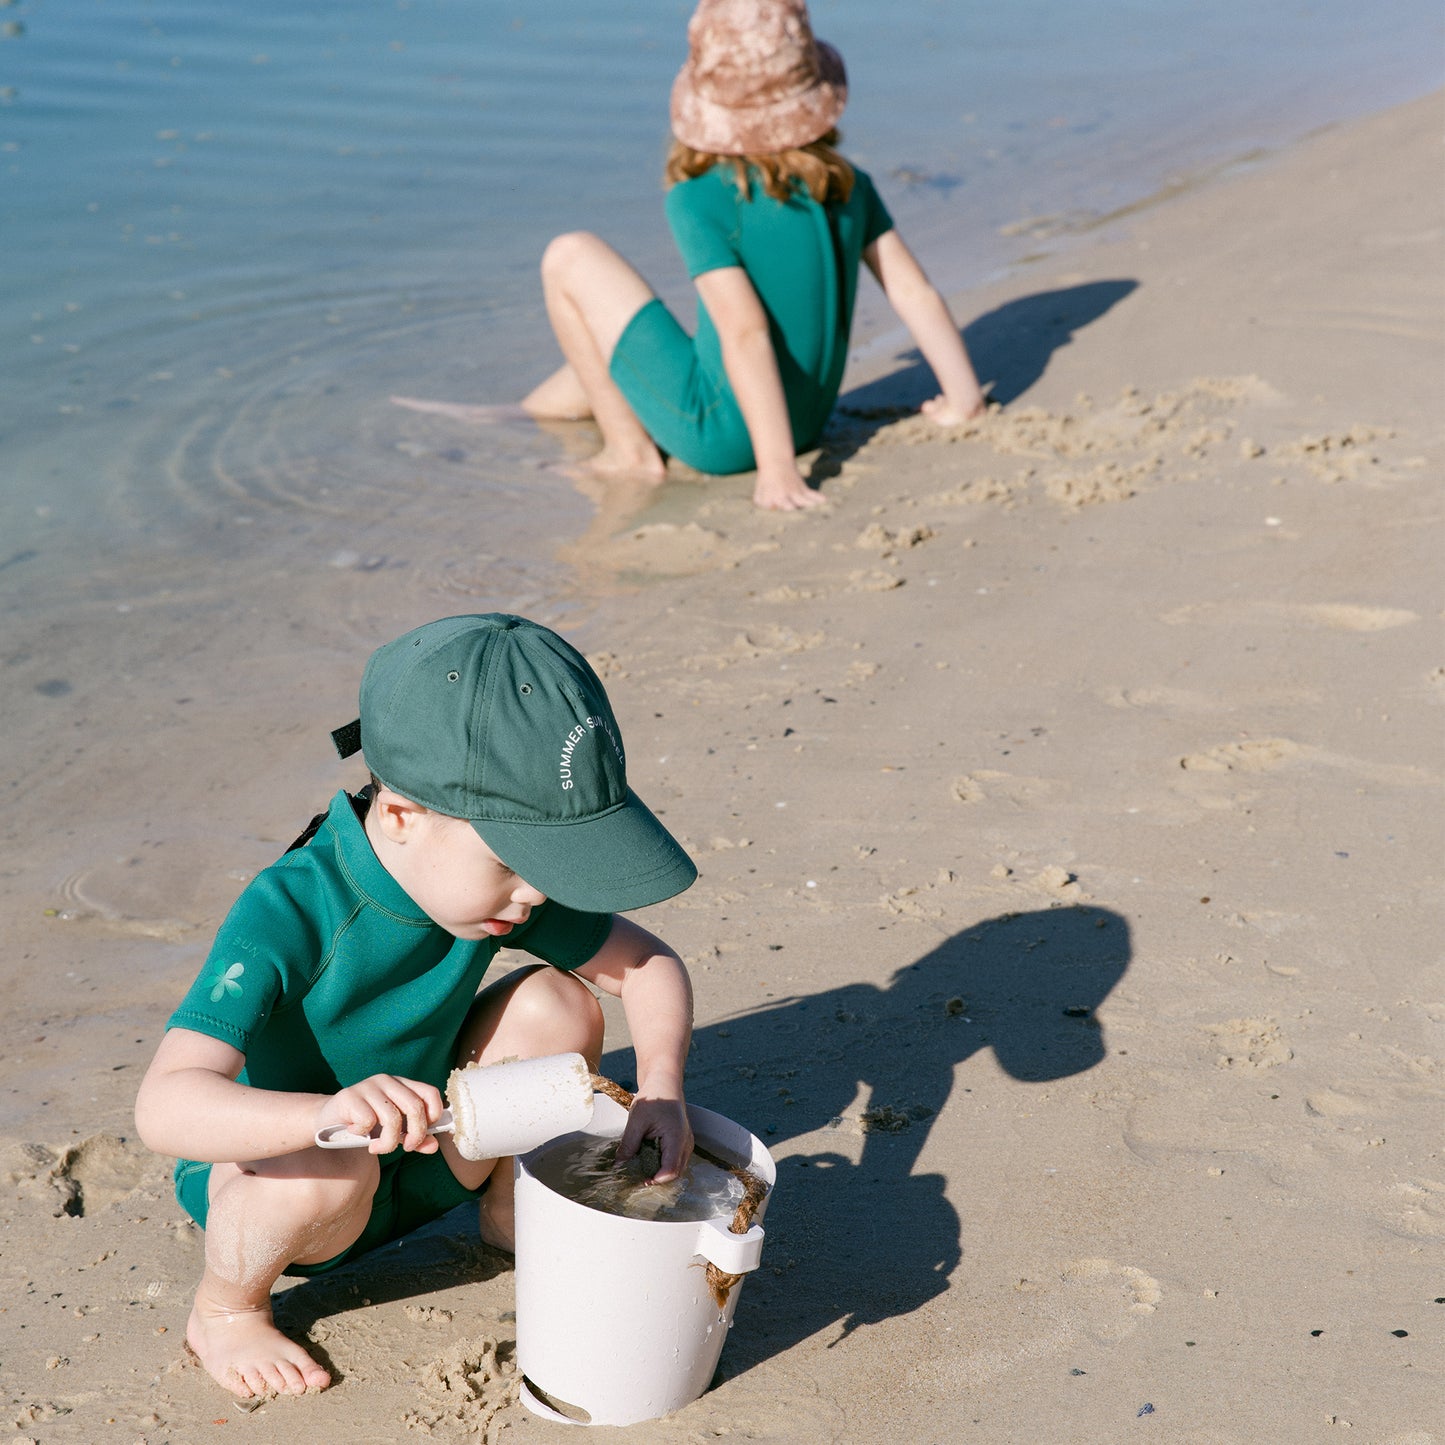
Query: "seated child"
394 0 989 512
134 613 699 1401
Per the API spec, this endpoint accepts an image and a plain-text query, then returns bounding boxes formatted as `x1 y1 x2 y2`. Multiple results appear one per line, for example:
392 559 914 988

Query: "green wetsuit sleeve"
166 877 300 1052
856 168 895 247
665 173 744 279
509 900 614 971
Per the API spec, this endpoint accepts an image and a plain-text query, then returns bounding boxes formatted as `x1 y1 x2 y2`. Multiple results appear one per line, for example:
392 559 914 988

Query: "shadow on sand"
270 903 1129 1390
815 279 1139 479
599 903 1131 1376
271 1221 512 1365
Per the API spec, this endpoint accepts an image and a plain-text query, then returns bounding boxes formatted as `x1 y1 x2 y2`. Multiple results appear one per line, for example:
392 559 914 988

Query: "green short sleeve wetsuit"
168 789 611 1274
608 163 894 475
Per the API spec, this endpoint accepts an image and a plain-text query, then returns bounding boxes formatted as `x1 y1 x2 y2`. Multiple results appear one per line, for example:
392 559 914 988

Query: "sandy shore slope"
2 92 1441 1444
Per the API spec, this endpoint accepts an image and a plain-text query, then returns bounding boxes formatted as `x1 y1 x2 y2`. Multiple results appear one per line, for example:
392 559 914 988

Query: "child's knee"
314 1162 379 1230
523 967 604 1050
540 230 602 283
554 969 605 1047
222 1147 378 1223
468 965 604 1063
204 1152 377 1277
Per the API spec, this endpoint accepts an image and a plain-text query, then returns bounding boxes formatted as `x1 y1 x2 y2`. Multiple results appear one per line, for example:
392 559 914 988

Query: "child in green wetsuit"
134 614 698 1402
394 0 987 511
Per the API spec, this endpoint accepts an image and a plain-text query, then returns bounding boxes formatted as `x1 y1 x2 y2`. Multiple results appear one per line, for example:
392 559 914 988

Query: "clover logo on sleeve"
204 961 245 1003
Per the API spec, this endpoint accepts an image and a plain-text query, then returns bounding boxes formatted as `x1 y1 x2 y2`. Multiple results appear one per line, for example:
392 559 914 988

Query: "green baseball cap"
332 614 697 913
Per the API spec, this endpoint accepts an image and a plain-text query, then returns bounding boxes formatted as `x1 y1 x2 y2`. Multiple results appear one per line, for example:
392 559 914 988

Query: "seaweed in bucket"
530 1133 745 1222
586 1074 771 1306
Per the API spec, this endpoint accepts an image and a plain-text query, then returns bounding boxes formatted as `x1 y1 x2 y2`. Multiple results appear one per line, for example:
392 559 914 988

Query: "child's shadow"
818 279 1138 472
601 904 1130 1373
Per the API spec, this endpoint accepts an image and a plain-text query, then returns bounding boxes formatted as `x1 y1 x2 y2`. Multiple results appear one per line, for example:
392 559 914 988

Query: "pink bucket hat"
670 0 848 156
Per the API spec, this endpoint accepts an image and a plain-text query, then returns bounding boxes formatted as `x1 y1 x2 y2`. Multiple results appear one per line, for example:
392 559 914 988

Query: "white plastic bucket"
513 1093 775 1426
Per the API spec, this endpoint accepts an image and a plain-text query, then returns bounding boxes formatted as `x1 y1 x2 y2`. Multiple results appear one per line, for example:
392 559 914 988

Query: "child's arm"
865 230 988 425
134 1027 446 1163
693 266 828 512
573 915 695 1181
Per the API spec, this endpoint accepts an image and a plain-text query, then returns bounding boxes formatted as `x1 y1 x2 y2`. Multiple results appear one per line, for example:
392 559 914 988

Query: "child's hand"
920 393 987 428
317 1075 445 1155
615 1094 694 1183
752 465 829 512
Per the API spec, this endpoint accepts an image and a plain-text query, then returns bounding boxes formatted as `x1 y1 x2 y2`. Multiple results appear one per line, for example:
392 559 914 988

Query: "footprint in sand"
1385 1178 1445 1240
1122 1088 1277 1170
952 768 1064 806
941 1257 1164 1392
1178 738 1300 773
1 1134 161 1219
1205 1017 1293 1070
1052 1258 1164 1343
49 1133 163 1217
949 775 985 804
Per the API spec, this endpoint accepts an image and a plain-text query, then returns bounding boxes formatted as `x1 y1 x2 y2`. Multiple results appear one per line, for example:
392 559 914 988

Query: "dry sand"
2 93 1442 1443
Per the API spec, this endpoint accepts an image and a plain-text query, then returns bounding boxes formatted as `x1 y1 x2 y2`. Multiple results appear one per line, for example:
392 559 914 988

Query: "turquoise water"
1 0 1439 609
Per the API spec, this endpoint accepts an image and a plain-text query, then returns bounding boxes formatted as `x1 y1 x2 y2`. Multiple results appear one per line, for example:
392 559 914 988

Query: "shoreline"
2 90 1442 1443
850 87 1431 387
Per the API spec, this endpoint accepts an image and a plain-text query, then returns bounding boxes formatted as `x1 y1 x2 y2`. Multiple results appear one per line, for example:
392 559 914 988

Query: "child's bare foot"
187 1292 331 1399
389 396 532 425
920 391 990 428
551 446 667 486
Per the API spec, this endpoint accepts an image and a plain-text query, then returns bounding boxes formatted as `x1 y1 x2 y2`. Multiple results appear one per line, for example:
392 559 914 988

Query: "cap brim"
473 788 697 913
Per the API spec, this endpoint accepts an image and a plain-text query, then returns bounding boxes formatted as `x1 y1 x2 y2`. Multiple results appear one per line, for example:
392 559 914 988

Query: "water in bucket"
527 1135 747 1223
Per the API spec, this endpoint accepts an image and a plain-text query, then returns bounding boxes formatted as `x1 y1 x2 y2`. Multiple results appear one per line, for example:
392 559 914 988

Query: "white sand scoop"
314 1051 595 1159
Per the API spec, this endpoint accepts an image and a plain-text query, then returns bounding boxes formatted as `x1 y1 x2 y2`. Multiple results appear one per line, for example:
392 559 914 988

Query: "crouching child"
135 614 698 1399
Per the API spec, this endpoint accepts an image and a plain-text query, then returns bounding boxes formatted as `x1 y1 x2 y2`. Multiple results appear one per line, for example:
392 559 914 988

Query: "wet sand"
2 92 1441 1443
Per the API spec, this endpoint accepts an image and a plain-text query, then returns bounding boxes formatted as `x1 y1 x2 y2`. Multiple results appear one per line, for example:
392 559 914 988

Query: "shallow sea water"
1 0 1437 598
0 0 1438 983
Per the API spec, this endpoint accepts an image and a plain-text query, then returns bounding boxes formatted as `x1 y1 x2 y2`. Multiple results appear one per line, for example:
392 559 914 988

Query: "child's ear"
372 787 428 843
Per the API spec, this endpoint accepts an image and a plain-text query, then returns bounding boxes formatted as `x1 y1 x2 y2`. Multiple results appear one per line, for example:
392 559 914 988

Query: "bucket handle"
696 1217 765 1276
592 1073 771 1306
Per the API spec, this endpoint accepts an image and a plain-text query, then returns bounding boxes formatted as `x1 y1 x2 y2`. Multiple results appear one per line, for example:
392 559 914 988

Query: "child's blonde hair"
665 127 854 205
